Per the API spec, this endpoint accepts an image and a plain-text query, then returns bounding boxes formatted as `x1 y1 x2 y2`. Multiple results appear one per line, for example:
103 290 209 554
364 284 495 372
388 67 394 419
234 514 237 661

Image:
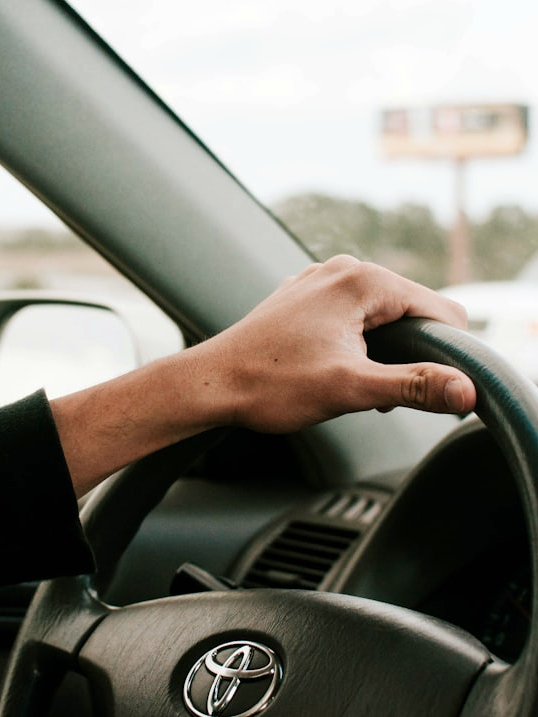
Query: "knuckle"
324 254 361 273
324 255 371 292
339 260 383 297
401 367 431 406
326 360 358 404
449 298 469 324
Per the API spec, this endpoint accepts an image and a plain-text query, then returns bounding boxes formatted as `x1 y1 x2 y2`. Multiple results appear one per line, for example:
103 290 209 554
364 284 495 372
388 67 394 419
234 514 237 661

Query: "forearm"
49 343 234 498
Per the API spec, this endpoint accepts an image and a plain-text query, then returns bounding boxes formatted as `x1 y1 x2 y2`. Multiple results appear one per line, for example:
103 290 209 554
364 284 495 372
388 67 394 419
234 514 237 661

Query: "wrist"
50 340 240 496
170 337 243 434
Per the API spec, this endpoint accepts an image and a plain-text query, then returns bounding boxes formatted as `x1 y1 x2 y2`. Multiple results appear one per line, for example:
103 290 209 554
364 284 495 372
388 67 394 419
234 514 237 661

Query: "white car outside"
441 280 538 383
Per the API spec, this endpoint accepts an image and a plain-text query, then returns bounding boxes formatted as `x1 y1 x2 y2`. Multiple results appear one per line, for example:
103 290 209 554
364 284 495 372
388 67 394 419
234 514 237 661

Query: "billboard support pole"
449 157 468 284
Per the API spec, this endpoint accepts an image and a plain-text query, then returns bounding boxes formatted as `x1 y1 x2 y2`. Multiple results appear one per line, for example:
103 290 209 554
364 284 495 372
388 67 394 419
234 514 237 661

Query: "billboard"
381 104 528 159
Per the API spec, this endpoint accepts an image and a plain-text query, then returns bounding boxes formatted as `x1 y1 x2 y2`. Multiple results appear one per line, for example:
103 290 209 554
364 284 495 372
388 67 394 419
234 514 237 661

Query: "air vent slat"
271 537 343 559
324 494 356 517
287 521 358 539
247 568 319 590
255 557 327 579
317 493 345 515
282 525 357 549
263 547 335 570
342 497 370 520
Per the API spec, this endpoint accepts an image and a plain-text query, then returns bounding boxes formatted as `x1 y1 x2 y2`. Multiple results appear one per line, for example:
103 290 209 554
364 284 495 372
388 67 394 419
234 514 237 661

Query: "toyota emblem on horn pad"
183 640 283 717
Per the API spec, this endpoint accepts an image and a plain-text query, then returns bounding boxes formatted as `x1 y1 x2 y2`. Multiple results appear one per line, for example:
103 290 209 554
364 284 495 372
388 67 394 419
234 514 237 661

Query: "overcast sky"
2 0 538 227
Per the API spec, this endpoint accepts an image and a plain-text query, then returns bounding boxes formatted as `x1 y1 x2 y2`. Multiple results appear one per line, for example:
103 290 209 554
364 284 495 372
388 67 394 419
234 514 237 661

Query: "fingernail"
445 378 465 413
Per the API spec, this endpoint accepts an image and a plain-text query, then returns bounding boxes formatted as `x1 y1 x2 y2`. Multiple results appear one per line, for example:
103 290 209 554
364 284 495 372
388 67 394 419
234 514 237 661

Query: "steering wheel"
1 318 538 716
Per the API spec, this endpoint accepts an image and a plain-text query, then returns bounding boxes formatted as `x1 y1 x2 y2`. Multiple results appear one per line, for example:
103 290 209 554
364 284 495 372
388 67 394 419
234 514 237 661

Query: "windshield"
67 0 538 288
6 0 538 377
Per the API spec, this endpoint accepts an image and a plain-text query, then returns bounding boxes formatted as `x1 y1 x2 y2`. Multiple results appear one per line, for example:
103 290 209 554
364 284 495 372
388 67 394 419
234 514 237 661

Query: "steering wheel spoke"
77 590 490 717
0 576 108 716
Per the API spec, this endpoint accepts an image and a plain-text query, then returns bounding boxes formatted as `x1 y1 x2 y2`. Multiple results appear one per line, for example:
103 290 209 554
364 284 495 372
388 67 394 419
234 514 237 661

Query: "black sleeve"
0 389 95 586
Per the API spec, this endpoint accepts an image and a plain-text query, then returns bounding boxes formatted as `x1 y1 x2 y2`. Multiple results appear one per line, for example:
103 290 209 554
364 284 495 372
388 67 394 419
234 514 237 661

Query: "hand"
191 255 476 433
52 256 476 495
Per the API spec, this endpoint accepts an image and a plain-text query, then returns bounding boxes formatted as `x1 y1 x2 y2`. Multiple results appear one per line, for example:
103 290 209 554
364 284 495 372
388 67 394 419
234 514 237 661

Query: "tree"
272 193 382 262
378 203 447 287
272 193 448 288
471 205 538 281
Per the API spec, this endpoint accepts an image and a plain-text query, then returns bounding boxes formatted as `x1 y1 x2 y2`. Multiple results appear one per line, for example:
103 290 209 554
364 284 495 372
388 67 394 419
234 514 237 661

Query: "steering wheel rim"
1 317 538 716
368 317 538 715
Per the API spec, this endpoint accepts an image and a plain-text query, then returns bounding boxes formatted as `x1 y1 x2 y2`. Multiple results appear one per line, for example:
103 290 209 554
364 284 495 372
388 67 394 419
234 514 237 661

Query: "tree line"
2 197 538 289
272 193 538 288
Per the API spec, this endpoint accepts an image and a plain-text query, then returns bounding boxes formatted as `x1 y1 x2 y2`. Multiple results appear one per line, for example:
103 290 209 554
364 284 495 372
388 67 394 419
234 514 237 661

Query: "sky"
3 0 538 228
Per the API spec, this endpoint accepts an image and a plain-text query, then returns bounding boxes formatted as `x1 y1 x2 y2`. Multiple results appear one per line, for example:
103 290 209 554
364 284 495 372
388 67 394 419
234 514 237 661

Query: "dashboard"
0 414 530 716
420 534 530 663
100 417 530 666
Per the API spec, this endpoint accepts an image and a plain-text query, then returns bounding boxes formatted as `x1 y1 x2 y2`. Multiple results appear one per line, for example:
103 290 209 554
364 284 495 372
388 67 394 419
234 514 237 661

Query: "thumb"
363 361 476 414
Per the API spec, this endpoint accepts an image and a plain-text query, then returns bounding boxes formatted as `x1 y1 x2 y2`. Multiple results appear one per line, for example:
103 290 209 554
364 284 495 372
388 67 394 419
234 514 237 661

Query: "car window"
0 165 136 295
0 168 182 405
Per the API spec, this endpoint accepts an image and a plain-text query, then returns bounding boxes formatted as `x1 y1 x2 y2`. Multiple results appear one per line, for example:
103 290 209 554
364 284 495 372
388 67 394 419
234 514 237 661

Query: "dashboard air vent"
242 520 360 590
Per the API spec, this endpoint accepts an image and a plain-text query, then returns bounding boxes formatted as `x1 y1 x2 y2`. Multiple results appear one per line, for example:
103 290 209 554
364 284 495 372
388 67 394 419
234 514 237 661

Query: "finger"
405 286 468 330
275 263 323 293
357 360 476 414
331 260 469 331
391 273 468 330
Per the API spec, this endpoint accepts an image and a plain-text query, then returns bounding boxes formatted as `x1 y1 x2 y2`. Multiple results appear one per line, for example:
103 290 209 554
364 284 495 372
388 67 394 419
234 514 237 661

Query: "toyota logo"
183 640 283 717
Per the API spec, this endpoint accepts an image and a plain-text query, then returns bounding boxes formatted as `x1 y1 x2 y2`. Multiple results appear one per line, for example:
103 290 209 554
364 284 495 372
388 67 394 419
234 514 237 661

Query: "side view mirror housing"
0 292 184 406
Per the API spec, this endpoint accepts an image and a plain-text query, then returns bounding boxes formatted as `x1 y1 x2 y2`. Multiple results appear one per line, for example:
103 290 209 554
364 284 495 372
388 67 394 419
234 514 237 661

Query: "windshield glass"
69 1 538 276
48 1 538 378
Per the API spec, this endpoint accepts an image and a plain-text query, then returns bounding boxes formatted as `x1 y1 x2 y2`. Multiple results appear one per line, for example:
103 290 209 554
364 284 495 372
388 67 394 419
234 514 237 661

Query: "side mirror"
0 295 183 406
